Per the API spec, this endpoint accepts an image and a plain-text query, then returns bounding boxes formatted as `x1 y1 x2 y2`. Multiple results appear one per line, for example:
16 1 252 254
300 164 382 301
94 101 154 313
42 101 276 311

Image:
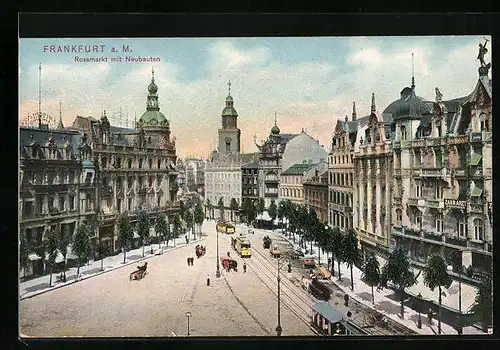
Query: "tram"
216 219 235 234
311 301 367 336
234 234 251 258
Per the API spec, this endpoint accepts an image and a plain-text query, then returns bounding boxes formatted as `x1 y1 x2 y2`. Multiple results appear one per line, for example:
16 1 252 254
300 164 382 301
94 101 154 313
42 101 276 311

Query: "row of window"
329 154 354 165
281 187 303 198
281 176 303 184
205 172 241 180
100 155 171 171
329 210 351 231
329 190 352 206
329 171 354 187
394 209 485 241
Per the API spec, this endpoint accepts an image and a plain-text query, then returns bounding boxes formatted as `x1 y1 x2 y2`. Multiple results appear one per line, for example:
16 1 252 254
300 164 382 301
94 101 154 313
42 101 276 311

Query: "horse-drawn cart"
195 245 206 258
270 249 281 258
220 256 238 272
263 236 272 249
130 262 148 281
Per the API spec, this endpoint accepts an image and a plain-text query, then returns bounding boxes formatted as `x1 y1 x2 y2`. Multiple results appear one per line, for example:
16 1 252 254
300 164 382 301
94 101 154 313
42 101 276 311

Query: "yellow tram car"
234 234 251 258
216 220 235 234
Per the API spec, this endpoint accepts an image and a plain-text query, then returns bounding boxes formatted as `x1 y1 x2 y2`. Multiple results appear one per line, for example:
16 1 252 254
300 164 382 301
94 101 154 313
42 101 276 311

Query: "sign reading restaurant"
444 199 467 209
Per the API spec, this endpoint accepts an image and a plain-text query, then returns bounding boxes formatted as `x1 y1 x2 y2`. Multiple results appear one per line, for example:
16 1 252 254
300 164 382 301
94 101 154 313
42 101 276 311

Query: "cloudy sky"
19 36 491 158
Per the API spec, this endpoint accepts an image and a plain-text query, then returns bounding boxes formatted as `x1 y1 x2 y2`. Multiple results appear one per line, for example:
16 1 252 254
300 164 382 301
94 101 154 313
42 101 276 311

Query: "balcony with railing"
420 168 448 177
407 198 419 206
447 135 468 145
427 198 444 209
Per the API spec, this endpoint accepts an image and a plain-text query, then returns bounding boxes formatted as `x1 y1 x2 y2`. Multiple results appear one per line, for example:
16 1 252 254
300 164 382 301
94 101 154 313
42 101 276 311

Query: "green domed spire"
271 112 280 134
138 67 169 128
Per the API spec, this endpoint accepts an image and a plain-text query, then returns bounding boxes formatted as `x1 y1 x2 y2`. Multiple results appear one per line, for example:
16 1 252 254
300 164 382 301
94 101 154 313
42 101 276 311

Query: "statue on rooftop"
477 39 489 67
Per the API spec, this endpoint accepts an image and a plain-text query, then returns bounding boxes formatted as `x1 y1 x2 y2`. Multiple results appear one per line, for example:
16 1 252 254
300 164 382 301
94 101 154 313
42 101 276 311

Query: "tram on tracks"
216 219 235 234
311 301 367 336
231 234 251 258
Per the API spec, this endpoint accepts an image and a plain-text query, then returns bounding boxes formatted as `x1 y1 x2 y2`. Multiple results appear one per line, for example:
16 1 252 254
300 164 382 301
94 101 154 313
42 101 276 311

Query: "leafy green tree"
362 253 381 304
20 233 29 277
315 224 329 265
382 247 417 319
218 197 225 219
257 198 265 215
155 213 169 250
331 227 344 280
194 201 205 235
117 213 134 263
58 230 71 281
136 210 151 257
184 208 194 238
45 229 59 287
72 223 92 278
423 255 453 334
343 229 359 291
173 214 183 239
229 198 238 222
470 275 492 332
268 199 277 230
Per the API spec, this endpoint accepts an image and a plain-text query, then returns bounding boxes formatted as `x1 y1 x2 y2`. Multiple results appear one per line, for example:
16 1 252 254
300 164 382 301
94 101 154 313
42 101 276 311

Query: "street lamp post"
185 311 192 336
216 225 221 278
417 293 422 329
274 256 291 336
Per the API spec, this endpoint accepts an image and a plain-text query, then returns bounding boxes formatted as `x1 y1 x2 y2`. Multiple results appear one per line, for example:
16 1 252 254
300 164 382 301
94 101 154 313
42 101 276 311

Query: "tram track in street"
219 233 319 335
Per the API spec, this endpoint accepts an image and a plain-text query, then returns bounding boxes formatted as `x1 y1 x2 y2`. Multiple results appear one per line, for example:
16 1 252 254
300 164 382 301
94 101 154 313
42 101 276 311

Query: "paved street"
19 221 314 337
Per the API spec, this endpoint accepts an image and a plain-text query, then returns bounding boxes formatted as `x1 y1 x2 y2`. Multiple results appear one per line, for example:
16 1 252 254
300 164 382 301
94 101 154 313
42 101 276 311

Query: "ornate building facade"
204 82 257 220
353 94 394 256
254 116 298 208
19 127 96 277
328 102 367 232
391 64 492 275
69 69 179 254
241 158 260 206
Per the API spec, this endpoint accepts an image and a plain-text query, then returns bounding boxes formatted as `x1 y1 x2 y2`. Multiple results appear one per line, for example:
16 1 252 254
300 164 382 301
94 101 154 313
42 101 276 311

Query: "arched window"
400 125 407 140
128 158 132 169
479 113 489 132
415 211 423 229
473 218 484 241
435 213 443 233
396 209 402 226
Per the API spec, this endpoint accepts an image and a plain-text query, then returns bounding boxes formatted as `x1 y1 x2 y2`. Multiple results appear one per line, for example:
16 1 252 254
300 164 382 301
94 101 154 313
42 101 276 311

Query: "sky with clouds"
19 36 491 158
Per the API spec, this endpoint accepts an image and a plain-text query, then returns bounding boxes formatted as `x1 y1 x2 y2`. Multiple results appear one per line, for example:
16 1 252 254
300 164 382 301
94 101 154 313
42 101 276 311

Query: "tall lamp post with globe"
274 256 292 336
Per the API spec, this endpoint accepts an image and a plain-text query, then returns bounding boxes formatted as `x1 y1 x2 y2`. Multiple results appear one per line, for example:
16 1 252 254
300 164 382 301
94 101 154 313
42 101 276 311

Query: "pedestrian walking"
243 262 247 273
206 274 211 286
187 257 190 266
328 257 332 269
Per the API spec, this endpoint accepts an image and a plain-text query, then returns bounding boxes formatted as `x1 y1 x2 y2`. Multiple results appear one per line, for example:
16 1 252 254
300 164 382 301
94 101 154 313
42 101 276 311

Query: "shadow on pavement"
376 300 401 316
82 267 104 276
24 282 49 293
357 291 373 303
338 277 352 289
127 254 143 261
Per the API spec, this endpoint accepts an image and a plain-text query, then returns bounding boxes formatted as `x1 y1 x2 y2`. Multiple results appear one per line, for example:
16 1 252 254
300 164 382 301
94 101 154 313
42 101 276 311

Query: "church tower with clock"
218 80 241 154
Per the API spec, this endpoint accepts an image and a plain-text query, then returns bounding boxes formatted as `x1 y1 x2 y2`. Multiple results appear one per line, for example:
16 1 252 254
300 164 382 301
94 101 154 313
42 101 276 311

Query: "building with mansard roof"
254 115 300 208
68 68 179 254
19 127 96 277
391 62 492 277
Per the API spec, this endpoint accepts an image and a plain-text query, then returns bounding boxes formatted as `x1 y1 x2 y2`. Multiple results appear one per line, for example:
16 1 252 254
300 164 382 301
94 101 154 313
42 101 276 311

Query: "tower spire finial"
227 79 231 96
371 93 376 113
411 52 415 89
57 101 64 130
352 101 357 121
151 67 155 81
274 111 277 126
38 62 42 128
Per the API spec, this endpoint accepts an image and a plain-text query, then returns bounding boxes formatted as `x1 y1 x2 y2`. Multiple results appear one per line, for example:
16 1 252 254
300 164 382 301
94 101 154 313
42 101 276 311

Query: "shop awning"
469 154 482 166
470 187 483 197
